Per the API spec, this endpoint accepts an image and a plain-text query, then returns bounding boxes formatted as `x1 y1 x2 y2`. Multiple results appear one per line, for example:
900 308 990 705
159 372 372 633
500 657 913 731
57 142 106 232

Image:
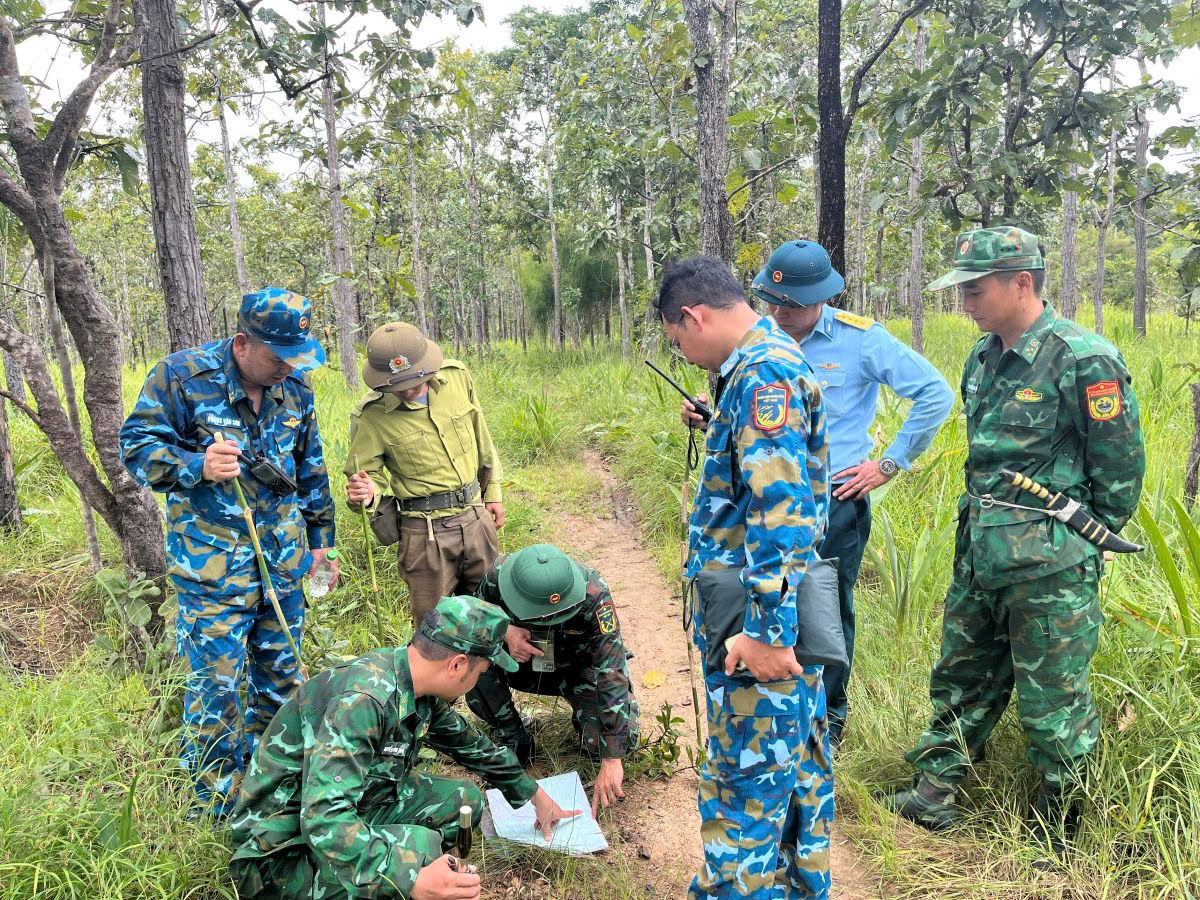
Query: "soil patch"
549 450 882 898
0 566 96 675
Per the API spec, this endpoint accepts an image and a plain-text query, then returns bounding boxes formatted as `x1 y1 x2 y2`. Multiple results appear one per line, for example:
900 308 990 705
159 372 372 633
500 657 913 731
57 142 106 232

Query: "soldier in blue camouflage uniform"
877 228 1145 853
120 289 336 817
657 256 832 899
230 596 580 899
466 543 639 815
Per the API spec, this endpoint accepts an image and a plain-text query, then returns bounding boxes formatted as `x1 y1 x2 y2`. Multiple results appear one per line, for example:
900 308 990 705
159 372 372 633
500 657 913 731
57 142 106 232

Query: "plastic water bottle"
307 548 339 598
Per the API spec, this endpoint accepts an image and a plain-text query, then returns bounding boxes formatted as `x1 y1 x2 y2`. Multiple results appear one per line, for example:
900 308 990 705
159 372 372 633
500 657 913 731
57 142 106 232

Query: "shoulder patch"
753 384 789 432
1086 381 1122 421
352 391 385 417
834 310 875 330
595 601 619 635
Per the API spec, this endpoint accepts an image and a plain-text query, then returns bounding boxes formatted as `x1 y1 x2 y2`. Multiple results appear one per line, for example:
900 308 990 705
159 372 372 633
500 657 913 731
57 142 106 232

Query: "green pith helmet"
497 544 588 626
750 239 845 308
927 226 1045 291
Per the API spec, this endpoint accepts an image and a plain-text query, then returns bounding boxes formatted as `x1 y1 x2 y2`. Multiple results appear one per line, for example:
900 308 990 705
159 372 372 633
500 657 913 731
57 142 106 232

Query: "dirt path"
552 451 880 898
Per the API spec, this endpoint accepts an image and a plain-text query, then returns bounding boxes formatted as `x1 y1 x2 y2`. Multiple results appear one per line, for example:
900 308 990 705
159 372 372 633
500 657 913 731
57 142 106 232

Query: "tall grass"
2 308 1200 896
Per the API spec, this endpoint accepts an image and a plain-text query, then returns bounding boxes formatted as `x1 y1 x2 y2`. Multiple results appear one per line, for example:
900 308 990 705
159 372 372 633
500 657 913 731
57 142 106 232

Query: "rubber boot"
874 774 963 831
1029 782 1080 869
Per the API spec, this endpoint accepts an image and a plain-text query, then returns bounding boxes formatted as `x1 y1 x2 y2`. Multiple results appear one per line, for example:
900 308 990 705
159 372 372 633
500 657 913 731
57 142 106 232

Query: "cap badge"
389 354 411 374
549 592 562 604
771 270 783 283
298 315 309 330
959 240 970 254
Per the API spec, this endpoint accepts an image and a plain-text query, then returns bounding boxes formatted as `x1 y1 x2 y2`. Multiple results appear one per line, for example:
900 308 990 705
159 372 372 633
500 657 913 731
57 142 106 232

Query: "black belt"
398 480 480 513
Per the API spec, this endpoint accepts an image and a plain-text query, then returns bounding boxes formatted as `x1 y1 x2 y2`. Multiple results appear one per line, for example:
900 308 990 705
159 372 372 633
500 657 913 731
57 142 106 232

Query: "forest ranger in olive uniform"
230 596 580 900
878 228 1145 852
346 324 504 624
465 543 640 815
120 289 336 818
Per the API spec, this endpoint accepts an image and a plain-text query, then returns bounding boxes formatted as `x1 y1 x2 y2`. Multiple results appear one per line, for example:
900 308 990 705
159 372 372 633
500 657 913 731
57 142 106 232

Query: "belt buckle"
979 494 995 509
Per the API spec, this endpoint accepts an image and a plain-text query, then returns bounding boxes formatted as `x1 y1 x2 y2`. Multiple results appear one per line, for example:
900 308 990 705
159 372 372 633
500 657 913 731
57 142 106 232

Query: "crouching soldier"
466 544 639 815
229 596 579 900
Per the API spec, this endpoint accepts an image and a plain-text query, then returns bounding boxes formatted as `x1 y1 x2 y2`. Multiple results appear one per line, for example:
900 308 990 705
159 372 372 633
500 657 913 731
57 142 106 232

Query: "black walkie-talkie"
645 360 712 425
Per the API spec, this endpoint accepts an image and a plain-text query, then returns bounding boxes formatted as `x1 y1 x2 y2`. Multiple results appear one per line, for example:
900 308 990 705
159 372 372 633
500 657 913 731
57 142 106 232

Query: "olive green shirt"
347 360 503 518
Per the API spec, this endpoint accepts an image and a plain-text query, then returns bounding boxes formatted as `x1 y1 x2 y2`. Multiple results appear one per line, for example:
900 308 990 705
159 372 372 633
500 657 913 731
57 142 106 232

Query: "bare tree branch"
726 155 798 202
0 387 41 427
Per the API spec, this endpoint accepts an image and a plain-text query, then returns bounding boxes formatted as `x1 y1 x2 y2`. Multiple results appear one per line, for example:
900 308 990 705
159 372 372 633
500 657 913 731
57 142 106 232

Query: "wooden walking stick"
214 433 304 675
352 457 386 647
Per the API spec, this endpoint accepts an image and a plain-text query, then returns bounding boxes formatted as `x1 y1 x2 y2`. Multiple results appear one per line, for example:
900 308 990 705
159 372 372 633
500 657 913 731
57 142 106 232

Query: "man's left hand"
308 547 340 591
486 502 505 529
531 787 581 840
724 633 803 681
832 459 894 500
591 757 625 816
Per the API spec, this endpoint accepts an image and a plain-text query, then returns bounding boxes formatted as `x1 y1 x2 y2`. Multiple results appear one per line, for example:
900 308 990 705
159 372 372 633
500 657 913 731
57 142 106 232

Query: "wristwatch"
879 458 899 478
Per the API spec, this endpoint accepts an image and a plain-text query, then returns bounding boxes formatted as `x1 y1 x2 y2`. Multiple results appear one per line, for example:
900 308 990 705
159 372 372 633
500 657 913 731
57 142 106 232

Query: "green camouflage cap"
420 596 518 672
497 543 588 626
928 226 1045 291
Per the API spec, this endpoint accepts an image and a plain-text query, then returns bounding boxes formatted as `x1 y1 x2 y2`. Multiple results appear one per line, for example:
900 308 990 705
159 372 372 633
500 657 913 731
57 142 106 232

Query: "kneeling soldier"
230 596 578 900
466 543 640 816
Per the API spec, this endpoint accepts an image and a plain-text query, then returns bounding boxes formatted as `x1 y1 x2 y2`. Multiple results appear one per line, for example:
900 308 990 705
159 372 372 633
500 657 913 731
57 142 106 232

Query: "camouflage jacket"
687 316 829 653
960 304 1145 587
230 647 537 897
478 554 636 758
120 339 335 585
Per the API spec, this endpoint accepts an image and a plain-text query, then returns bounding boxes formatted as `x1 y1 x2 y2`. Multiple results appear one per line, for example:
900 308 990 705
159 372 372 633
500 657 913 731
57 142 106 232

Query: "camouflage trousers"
231 773 481 899
175 572 304 815
466 662 640 759
907 557 1103 790
689 669 833 899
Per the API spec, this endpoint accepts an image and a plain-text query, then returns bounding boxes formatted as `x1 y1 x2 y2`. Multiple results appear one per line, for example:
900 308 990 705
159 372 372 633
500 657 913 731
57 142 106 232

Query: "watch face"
880 458 898 476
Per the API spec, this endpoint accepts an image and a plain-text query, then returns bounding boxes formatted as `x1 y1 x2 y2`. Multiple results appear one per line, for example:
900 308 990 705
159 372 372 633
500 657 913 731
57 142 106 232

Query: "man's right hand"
202 439 242 482
505 625 544 664
346 469 374 506
412 854 480 900
681 393 709 429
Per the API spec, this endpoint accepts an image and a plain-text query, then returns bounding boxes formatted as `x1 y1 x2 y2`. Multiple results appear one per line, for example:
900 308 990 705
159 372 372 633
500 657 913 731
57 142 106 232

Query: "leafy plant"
864 507 956 640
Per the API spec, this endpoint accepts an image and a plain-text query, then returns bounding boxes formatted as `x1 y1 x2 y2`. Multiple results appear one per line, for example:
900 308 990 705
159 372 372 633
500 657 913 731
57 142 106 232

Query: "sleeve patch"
1085 381 1121 421
595 601 618 635
753 384 789 432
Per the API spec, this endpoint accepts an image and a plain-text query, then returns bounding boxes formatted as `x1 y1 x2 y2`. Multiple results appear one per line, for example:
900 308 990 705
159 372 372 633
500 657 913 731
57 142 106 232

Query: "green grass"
2 306 1200 897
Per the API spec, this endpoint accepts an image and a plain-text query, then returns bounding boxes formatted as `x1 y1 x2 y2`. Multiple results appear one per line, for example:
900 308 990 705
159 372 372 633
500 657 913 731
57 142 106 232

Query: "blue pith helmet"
238 288 326 372
750 240 845 308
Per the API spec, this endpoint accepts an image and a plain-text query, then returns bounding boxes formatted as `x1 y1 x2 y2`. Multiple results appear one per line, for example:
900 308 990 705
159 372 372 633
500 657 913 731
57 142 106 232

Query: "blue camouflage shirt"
120 339 335 586
795 305 953 474
687 317 829 650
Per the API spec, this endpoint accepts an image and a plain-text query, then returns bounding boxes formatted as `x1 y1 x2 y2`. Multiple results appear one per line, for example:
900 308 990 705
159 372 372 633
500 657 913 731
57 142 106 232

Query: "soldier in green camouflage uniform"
230 596 580 899
878 228 1145 845
465 544 639 816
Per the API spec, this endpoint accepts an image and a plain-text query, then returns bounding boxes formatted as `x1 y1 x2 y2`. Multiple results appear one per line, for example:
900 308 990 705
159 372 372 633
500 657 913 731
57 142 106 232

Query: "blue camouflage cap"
238 288 325 372
751 240 845 308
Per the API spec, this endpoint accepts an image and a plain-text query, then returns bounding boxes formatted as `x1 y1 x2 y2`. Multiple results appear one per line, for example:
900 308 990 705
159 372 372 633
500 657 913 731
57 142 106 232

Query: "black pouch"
693 558 847 676
369 495 401 547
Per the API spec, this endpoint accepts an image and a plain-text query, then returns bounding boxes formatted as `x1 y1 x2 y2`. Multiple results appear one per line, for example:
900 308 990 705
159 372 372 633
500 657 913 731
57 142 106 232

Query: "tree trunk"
0 381 16 529
1060 165 1079 321
816 0 848 283
906 21 927 351
1093 113 1117 336
320 7 358 386
2 301 24 404
615 198 630 356
1186 383 1200 509
406 127 429 335
873 212 887 320
850 150 868 315
1133 57 1149 338
682 0 734 263
140 0 210 352
643 153 655 286
545 111 563 350
216 80 248 296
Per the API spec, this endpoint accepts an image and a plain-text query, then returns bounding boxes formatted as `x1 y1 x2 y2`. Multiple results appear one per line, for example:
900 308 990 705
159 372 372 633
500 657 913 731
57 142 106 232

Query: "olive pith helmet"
362 322 444 391
497 544 588 626
928 226 1045 291
420 595 518 673
750 240 845 308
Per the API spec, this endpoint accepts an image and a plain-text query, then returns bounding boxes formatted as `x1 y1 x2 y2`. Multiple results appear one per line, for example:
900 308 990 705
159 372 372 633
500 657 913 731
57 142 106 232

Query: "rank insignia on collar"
1086 381 1121 421
817 361 840 370
595 602 618 635
1014 387 1044 403
753 384 789 432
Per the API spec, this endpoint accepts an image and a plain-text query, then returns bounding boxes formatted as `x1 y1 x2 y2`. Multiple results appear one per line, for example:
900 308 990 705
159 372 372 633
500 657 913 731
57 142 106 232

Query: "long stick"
215 433 304 672
680 431 704 749
353 456 386 646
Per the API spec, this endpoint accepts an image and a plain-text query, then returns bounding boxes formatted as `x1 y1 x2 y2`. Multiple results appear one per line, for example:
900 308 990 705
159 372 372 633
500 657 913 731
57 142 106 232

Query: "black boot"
1029 782 1080 868
874 775 963 831
497 726 535 767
